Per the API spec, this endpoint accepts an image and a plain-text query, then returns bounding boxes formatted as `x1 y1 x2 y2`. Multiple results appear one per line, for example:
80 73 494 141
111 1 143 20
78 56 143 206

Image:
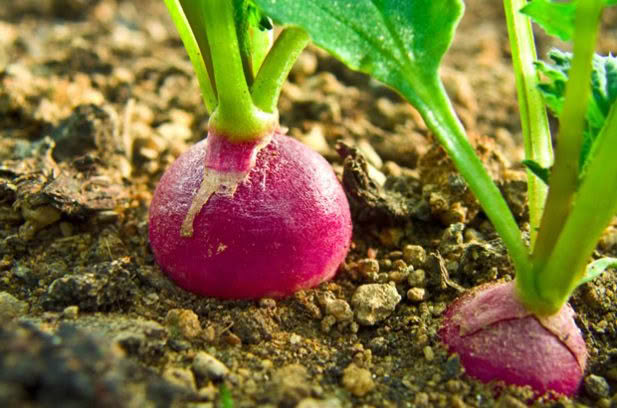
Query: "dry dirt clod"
61 305 79 319
271 364 311 407
357 258 379 282
163 367 196 393
0 291 28 320
342 363 375 397
351 283 401 326
164 308 201 340
407 287 426 303
192 352 229 381
44 260 134 312
584 374 610 399
408 269 426 287
230 308 278 344
403 244 427 267
318 292 353 322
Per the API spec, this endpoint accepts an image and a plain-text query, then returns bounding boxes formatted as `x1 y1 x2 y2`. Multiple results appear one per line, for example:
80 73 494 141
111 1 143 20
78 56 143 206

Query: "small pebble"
408 269 426 287
414 392 430 407
368 336 388 356
422 346 434 362
12 264 34 283
403 245 427 267
163 367 196 391
165 308 201 340
407 287 426 303
584 374 610 399
62 305 79 319
21 205 61 229
322 297 353 322
192 352 229 381
392 259 407 271
351 283 401 326
296 398 342 408
289 333 302 345
389 270 408 283
0 291 28 320
341 363 375 397
272 364 311 406
450 395 468 408
321 315 336 332
357 259 379 281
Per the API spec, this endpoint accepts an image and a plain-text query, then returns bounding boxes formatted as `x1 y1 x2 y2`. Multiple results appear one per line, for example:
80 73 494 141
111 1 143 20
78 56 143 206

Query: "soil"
1 1 617 407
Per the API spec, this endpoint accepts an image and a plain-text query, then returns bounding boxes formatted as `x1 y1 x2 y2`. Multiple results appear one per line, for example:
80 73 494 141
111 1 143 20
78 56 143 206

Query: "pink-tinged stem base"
440 281 587 397
148 131 352 299
204 130 270 172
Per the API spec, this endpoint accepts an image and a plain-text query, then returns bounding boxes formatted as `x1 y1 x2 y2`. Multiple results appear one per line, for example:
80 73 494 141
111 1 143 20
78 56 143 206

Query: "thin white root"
180 168 246 237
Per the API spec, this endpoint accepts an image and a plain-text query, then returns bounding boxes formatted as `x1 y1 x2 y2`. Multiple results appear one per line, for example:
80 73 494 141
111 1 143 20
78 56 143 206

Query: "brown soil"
1 1 617 407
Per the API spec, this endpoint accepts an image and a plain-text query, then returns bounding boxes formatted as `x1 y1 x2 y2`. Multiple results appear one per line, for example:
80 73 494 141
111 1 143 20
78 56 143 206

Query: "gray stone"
192 352 229 381
584 374 610 399
351 284 401 326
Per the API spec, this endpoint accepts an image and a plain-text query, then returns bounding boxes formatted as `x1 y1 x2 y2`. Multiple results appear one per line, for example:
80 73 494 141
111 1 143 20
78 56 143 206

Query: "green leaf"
522 159 551 185
521 0 576 41
253 0 463 110
578 257 617 285
220 384 234 408
535 49 617 173
522 0 615 41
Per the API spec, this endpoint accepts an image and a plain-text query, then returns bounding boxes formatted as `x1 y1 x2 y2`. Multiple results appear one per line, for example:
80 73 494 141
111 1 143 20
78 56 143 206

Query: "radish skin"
149 131 352 299
439 280 587 397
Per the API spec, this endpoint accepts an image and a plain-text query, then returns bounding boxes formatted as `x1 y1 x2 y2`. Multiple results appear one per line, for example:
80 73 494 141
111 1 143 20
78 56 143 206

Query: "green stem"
418 78 532 277
252 27 310 113
537 103 617 314
163 0 217 113
202 0 275 141
503 0 553 249
530 0 602 293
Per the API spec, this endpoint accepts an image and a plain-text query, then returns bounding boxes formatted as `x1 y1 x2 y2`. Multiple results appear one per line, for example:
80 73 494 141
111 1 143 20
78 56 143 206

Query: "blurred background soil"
1 0 617 407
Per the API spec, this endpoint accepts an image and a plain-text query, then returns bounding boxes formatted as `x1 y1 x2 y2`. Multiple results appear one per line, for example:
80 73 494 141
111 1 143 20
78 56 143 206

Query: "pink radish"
440 281 587 396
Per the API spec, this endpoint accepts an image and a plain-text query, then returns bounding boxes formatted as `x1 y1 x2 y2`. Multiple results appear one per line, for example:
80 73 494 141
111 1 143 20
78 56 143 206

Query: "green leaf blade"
253 0 463 109
521 0 576 41
522 159 551 185
579 257 617 285
536 49 617 173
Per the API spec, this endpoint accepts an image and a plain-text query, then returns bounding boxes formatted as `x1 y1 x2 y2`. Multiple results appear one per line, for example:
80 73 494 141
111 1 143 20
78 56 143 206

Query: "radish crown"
163 0 308 141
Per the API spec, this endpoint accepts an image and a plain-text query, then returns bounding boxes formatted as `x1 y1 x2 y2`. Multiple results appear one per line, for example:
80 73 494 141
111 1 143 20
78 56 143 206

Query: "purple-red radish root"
440 280 586 397
149 131 352 299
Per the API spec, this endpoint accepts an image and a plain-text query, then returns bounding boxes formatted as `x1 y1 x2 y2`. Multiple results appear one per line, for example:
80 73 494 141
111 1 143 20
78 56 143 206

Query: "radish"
149 0 351 299
439 281 586 396
149 131 351 299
